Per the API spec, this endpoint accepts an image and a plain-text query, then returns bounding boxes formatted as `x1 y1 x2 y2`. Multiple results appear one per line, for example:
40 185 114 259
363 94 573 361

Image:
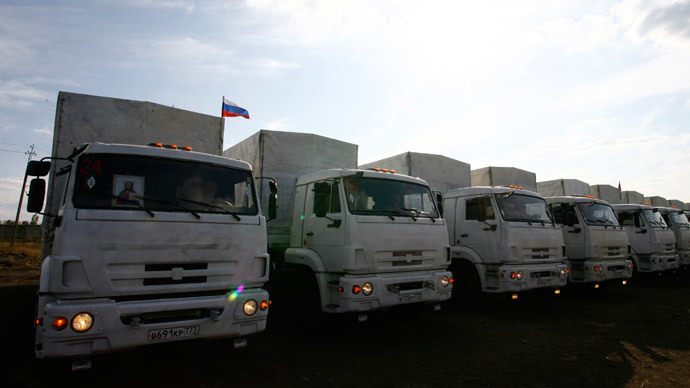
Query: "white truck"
224 130 453 319
657 206 690 269
545 196 633 287
612 204 679 274
28 142 270 368
442 187 568 301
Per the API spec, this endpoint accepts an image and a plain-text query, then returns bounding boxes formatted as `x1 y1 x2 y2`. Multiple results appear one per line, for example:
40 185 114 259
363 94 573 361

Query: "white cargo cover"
470 166 537 192
621 191 644 204
42 91 225 257
668 199 685 209
223 130 358 248
589 185 621 204
644 196 669 207
537 179 589 197
359 152 470 194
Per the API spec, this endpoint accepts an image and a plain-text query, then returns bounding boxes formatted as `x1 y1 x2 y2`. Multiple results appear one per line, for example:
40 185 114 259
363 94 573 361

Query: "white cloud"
0 80 53 110
264 118 292 131
33 127 52 135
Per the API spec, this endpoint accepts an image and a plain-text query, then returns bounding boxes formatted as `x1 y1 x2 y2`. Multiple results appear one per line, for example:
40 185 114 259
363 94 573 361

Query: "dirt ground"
2 252 689 388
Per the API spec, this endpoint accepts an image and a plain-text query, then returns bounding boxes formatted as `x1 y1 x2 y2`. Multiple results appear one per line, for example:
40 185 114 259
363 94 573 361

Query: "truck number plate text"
148 325 200 342
398 293 421 304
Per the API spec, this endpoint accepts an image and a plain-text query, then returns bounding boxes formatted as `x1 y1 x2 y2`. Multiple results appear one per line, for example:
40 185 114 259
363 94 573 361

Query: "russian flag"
222 97 250 119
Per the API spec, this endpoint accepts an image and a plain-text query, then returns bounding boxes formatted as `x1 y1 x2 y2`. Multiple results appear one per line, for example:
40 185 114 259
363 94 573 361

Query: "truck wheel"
451 262 482 308
287 267 323 328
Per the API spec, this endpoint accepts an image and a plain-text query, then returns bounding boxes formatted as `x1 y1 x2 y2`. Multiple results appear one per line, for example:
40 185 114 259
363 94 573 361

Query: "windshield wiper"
179 198 241 221
139 196 200 219
88 192 155 218
506 218 533 225
402 208 436 223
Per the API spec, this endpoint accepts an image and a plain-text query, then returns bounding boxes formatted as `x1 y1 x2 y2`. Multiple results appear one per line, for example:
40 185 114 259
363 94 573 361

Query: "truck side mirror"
269 179 278 195
27 160 51 177
268 193 277 220
27 178 46 213
434 191 443 217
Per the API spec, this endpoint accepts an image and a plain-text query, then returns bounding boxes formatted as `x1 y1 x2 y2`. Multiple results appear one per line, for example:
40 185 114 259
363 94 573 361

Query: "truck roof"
611 203 655 211
81 142 253 171
295 168 430 186
545 196 611 206
444 186 544 199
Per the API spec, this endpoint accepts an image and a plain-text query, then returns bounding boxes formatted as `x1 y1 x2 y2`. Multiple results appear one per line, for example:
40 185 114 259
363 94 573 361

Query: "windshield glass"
495 193 553 223
73 153 258 215
343 176 439 218
642 209 667 228
669 211 690 227
577 202 620 227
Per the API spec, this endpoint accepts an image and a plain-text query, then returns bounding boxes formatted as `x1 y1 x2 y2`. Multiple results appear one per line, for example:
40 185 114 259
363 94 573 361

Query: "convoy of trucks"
23 91 689 369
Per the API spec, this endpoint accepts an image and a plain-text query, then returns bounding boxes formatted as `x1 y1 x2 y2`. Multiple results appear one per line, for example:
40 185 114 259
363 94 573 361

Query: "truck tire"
287 266 323 329
450 261 482 308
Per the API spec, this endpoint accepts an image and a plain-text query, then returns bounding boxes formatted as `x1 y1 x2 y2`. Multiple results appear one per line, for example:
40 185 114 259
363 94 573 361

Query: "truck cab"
657 206 690 269
443 186 568 299
546 196 632 286
612 204 679 273
30 142 270 363
284 168 453 313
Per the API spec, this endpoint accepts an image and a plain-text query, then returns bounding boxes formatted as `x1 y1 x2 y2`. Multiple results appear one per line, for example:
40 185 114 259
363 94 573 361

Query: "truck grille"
523 248 554 259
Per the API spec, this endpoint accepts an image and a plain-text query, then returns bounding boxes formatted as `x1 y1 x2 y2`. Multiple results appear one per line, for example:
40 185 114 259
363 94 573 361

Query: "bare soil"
2 253 689 388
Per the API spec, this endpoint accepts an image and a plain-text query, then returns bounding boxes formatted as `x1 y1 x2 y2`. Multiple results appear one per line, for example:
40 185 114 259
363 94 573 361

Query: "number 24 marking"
79 159 102 175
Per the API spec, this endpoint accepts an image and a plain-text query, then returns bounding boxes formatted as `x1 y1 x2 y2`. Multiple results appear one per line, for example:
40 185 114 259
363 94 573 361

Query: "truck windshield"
343 176 439 219
577 202 620 227
641 209 667 228
495 193 553 224
669 211 690 227
72 153 258 216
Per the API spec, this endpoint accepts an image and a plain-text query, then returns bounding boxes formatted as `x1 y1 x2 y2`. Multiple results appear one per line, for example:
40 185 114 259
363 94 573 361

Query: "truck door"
550 202 584 258
618 210 648 258
456 195 501 263
303 180 345 271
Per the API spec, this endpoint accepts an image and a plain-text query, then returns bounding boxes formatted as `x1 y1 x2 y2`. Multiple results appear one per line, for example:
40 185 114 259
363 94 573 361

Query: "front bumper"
333 271 453 313
35 288 269 359
493 263 568 293
568 259 633 283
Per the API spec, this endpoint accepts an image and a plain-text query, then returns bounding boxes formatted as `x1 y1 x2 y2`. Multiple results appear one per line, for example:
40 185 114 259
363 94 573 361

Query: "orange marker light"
259 301 269 311
52 317 68 331
170 144 178 149
352 285 362 294
155 143 162 147
391 170 395 173
375 168 380 171
184 146 192 151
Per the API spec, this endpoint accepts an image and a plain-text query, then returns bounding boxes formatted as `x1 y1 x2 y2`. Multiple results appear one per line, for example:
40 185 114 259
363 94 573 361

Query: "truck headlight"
440 276 450 288
243 300 258 316
516 271 523 280
71 312 93 333
362 282 373 296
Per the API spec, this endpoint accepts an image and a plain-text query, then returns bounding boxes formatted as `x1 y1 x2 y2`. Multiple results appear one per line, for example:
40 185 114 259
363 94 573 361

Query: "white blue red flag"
222 97 250 119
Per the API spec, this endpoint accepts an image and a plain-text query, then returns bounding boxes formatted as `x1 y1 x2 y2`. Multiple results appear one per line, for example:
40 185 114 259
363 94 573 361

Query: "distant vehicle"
28 142 270 370
657 207 690 269
441 186 568 301
225 131 453 322
546 196 633 287
612 204 679 275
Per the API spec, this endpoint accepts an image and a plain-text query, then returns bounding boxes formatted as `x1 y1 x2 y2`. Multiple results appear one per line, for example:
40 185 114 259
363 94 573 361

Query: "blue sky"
1 0 689 221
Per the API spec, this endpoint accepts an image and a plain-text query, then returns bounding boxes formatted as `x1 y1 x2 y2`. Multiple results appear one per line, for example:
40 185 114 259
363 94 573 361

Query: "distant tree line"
2 214 40 225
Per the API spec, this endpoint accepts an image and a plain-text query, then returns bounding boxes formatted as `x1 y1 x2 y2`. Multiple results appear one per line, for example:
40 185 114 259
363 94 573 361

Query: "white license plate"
398 293 421 304
148 325 200 342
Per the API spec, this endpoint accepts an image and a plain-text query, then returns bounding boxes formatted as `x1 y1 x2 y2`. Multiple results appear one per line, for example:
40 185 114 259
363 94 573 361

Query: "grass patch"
0 240 42 259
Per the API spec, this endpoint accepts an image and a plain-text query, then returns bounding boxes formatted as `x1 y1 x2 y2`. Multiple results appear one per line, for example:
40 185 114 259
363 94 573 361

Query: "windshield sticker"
113 175 145 207
87 176 96 189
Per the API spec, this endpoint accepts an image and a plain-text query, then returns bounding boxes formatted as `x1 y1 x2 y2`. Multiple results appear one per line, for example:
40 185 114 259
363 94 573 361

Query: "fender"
285 247 327 273
450 245 483 267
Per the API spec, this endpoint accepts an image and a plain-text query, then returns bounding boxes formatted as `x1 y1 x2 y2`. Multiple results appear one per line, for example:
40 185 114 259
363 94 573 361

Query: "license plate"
148 325 200 342
398 293 421 304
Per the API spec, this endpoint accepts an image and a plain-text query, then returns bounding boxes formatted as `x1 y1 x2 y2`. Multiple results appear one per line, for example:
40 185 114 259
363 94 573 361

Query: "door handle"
306 232 314 236
460 233 469 237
